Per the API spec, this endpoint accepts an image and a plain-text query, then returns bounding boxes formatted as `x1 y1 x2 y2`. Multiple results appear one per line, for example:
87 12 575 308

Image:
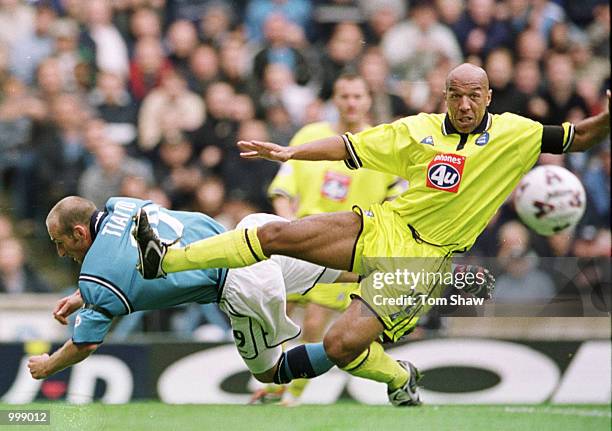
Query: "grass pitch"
1 402 609 431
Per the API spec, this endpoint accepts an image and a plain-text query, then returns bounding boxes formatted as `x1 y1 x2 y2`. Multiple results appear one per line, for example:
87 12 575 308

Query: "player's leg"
323 298 421 406
279 302 335 404
134 209 362 278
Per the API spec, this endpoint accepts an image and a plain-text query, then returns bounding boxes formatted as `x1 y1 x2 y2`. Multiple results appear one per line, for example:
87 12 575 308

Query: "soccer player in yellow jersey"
262 74 406 405
135 64 610 405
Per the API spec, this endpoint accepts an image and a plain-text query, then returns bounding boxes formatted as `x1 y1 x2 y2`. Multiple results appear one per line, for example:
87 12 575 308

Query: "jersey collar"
89 209 108 241
442 111 492 136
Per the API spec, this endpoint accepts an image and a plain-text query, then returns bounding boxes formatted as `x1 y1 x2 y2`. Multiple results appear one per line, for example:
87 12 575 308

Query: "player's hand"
53 291 84 325
27 354 50 380
238 140 292 162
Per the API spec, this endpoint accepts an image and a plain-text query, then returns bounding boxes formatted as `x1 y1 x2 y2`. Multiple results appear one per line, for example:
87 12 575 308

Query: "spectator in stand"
360 0 405 45
138 68 205 151
529 0 566 40
485 48 528 116
358 48 411 124
513 59 548 121
154 133 202 210
435 0 464 28
259 62 315 127
224 119 277 209
166 19 199 77
9 2 55 85
83 0 129 77
582 145 611 229
186 44 220 93
129 36 173 102
586 3 609 58
318 22 364 101
230 93 256 123
381 0 462 85
253 13 312 87
33 57 72 108
245 0 312 44
0 237 52 294
88 71 138 146
264 101 297 145
50 18 94 92
0 0 35 50
79 139 153 208
571 40 610 97
189 80 237 172
494 221 556 305
127 7 163 53
218 36 252 94
192 175 227 221
541 53 589 125
32 93 91 219
417 65 449 114
198 2 235 47
452 0 512 59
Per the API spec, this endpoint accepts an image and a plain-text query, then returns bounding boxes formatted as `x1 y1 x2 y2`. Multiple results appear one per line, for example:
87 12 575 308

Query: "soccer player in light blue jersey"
27 196 354 390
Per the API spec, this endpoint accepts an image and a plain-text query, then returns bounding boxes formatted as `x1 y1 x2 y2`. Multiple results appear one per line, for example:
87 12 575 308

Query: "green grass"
1 403 609 431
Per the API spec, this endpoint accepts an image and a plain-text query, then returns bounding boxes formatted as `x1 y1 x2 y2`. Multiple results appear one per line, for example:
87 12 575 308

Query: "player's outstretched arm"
28 339 98 379
239 136 348 162
569 90 610 152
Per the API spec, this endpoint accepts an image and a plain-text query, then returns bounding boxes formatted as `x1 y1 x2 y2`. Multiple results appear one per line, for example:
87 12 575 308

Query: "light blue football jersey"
73 197 227 344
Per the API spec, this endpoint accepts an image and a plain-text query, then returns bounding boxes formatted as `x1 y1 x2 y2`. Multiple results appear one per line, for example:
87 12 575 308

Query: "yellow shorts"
287 283 360 311
351 204 453 343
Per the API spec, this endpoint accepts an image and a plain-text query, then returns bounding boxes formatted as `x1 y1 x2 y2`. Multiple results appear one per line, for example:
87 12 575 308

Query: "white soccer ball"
514 165 586 236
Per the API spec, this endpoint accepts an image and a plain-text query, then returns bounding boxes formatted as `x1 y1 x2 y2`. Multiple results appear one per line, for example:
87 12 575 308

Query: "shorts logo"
426 153 465 193
75 315 81 327
321 171 351 201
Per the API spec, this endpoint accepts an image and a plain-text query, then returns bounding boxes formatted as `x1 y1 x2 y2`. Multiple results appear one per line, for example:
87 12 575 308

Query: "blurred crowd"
0 0 609 316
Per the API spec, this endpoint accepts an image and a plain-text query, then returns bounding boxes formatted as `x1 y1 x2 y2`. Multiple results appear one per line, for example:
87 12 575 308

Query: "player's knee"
323 327 362 367
257 222 287 253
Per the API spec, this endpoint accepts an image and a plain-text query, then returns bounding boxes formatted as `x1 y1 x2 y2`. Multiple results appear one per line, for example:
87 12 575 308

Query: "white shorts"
218 213 342 374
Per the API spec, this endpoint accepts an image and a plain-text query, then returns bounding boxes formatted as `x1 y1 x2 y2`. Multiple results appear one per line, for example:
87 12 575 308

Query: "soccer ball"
514 165 586 236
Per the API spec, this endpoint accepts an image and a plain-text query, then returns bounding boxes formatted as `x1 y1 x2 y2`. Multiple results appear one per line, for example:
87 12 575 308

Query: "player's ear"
486 89 492 106
73 225 88 241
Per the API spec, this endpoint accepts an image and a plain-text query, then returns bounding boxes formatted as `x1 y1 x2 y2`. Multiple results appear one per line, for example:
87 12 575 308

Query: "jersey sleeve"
343 121 411 177
72 307 113 344
267 162 297 199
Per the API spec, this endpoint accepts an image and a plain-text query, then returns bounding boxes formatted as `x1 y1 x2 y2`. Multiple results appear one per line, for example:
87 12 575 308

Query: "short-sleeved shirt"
268 122 406 218
73 197 227 344
343 112 574 250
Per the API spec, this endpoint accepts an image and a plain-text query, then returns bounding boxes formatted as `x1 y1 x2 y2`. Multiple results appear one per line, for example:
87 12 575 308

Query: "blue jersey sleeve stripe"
79 274 133 314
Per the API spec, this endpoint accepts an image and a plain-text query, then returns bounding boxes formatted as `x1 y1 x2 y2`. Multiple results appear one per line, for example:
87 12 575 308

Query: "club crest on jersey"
420 136 434 145
426 153 465 193
321 171 351 201
475 131 490 146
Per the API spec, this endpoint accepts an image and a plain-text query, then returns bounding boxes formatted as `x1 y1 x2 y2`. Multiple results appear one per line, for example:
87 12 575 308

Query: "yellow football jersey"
344 112 574 251
268 122 406 218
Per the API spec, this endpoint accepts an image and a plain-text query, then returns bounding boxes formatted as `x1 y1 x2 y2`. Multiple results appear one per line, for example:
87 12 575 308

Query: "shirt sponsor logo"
321 171 351 201
476 132 490 146
426 153 466 193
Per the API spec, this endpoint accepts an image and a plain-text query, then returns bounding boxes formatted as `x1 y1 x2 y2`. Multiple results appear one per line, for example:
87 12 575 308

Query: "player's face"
444 79 491 133
48 224 89 264
333 78 371 125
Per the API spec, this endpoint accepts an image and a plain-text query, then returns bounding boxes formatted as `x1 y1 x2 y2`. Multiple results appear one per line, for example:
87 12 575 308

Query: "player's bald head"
445 63 489 92
46 196 97 236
